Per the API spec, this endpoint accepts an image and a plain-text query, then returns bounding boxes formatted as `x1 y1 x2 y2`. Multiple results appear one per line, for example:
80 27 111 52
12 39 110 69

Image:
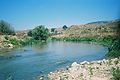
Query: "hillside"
87 21 110 25
52 20 120 38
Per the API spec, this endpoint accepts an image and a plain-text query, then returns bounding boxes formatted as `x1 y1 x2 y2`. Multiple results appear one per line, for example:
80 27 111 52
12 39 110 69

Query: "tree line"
0 20 68 41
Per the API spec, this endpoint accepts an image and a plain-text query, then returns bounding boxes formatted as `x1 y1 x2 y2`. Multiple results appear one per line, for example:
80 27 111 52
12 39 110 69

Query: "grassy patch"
111 67 120 80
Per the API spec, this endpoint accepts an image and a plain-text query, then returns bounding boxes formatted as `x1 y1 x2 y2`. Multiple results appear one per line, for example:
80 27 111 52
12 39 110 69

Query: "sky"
0 0 120 30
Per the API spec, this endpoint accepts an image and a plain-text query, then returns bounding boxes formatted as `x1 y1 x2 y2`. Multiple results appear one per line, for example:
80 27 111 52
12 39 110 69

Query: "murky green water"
0 41 108 80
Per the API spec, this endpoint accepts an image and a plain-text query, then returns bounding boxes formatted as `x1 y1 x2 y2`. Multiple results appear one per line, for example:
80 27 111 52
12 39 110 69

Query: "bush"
27 25 49 41
107 37 120 58
0 20 15 35
111 67 120 80
9 38 21 46
63 25 68 30
51 28 56 32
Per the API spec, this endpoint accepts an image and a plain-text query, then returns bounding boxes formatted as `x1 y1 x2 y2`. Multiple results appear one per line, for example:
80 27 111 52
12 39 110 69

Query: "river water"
0 41 108 80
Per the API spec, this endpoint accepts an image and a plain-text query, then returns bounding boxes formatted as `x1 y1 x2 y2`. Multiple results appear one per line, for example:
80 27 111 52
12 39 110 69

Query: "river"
0 41 108 80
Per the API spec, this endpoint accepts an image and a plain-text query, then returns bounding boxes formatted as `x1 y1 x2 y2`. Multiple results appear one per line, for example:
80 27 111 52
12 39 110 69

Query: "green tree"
112 67 120 80
63 25 68 30
51 28 56 32
0 20 15 35
27 30 32 37
27 25 49 41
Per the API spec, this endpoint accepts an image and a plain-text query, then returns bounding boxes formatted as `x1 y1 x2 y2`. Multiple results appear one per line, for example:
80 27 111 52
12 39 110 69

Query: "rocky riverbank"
48 58 120 80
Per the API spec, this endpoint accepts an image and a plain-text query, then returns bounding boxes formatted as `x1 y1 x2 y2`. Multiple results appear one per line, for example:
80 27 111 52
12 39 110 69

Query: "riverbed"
0 41 108 80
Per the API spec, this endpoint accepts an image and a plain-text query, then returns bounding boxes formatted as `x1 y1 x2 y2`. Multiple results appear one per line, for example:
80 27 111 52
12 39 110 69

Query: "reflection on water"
0 41 108 80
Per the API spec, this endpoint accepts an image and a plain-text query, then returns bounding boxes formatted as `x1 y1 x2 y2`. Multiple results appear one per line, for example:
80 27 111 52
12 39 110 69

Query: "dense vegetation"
51 28 56 32
0 20 15 35
28 25 49 41
111 67 120 80
0 21 50 48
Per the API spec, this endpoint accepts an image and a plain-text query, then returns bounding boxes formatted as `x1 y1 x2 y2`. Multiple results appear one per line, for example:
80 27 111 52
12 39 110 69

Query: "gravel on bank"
48 58 120 80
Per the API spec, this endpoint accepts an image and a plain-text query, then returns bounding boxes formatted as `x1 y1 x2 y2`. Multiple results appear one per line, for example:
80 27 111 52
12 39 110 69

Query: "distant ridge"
86 19 120 25
87 21 110 25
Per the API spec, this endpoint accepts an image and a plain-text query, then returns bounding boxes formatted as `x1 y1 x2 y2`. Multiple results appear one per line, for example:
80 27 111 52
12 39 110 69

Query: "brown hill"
53 20 120 38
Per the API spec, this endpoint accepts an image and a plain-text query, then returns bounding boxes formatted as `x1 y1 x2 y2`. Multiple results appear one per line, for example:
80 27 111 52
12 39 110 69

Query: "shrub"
51 28 56 32
111 67 120 80
27 25 49 41
0 20 15 35
63 25 68 30
107 37 120 58
9 38 21 46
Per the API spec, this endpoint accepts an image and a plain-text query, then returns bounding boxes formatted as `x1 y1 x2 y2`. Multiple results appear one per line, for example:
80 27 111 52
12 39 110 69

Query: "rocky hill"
87 21 110 25
52 20 120 38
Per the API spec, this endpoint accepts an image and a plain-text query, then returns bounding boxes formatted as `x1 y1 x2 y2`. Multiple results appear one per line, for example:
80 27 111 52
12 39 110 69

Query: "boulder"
8 44 14 48
80 61 89 65
71 62 79 67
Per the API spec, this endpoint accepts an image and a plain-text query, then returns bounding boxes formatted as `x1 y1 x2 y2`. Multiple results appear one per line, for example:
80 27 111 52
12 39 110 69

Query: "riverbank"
0 35 27 48
51 20 120 58
47 36 120 80
48 57 120 80
0 35 42 49
45 20 120 80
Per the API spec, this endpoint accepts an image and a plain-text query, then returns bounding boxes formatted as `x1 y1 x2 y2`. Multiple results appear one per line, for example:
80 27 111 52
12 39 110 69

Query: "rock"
80 61 89 65
71 62 79 67
39 77 43 80
50 72 53 74
103 59 106 61
8 44 14 48
97 61 102 64
48 58 120 80
39 75 44 80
